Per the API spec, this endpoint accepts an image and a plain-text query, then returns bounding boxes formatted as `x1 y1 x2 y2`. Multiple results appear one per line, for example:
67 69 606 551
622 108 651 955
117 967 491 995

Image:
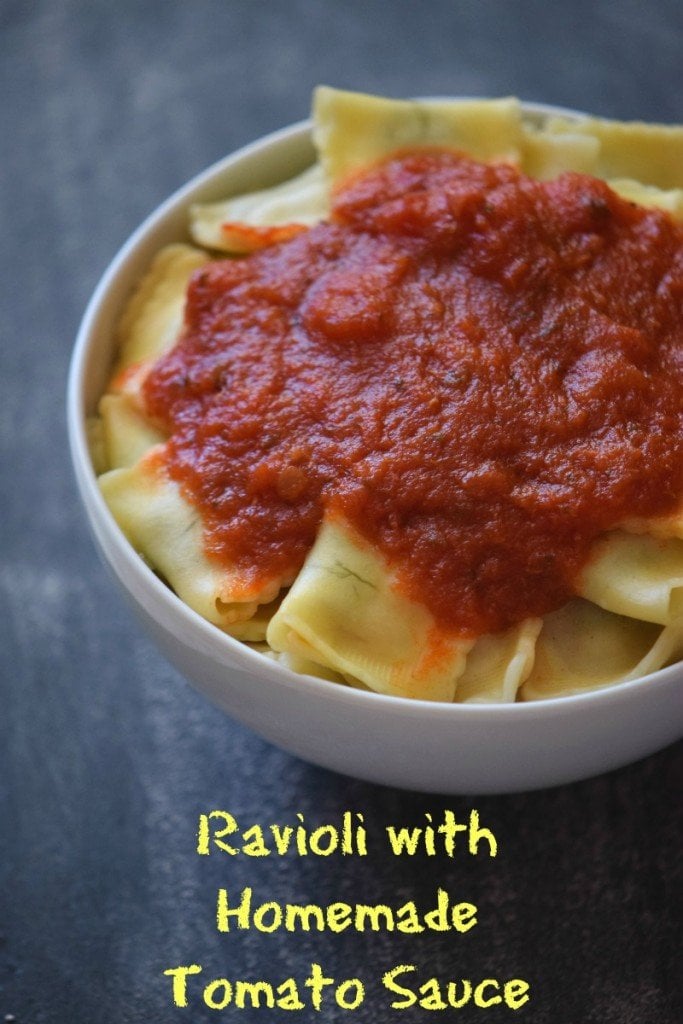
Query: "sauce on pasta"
143 150 683 635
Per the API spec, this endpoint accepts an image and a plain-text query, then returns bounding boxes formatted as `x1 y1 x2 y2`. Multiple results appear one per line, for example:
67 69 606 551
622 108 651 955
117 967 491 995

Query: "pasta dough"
266 517 473 701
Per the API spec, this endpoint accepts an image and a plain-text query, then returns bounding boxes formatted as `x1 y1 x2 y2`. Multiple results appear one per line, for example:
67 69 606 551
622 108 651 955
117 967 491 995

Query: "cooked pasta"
94 88 683 702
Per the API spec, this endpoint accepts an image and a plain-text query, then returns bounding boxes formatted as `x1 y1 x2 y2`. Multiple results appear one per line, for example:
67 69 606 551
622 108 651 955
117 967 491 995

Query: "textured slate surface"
1 1 681 1021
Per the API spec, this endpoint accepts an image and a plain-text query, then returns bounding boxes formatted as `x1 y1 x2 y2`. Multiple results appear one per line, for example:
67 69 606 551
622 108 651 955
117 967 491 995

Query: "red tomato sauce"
143 151 683 636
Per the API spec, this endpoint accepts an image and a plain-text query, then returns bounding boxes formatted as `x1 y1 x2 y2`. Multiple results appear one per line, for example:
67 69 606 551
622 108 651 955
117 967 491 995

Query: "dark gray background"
1 1 682 1021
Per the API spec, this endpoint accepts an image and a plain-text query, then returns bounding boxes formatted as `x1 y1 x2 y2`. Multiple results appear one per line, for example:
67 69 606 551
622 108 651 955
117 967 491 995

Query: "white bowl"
67 105 683 793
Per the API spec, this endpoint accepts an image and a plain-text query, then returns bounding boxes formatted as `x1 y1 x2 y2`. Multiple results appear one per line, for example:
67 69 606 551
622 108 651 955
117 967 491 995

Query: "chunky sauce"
143 151 683 635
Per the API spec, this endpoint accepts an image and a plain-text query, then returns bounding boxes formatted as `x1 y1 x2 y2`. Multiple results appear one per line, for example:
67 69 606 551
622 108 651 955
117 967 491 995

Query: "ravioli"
95 88 683 703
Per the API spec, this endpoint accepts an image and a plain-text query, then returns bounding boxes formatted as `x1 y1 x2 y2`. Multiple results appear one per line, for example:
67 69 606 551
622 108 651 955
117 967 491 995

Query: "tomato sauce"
143 151 683 635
